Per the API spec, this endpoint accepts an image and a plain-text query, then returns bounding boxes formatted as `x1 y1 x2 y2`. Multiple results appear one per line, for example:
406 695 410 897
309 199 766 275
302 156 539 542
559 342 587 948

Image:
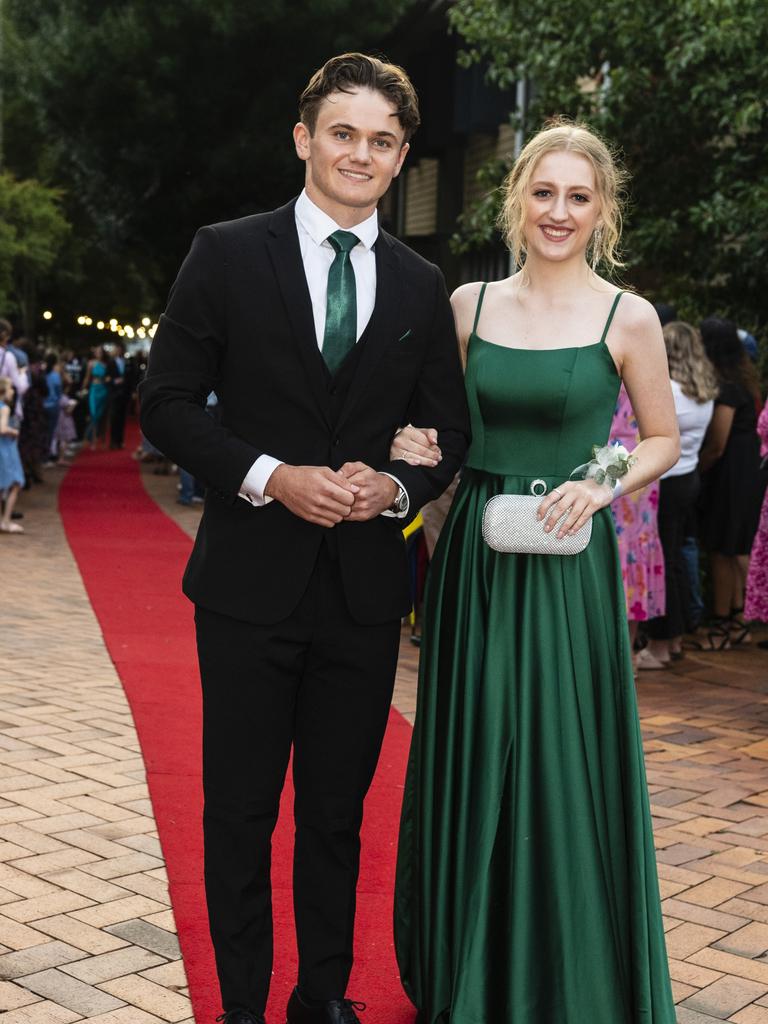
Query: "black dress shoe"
286 986 366 1023
216 1010 266 1024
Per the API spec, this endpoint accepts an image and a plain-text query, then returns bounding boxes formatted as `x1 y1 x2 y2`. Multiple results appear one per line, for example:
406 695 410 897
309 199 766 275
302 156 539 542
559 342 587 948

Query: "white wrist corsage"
572 442 637 500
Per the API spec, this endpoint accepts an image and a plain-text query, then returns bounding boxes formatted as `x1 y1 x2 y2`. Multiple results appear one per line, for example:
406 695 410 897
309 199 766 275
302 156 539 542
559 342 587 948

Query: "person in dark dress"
698 317 764 647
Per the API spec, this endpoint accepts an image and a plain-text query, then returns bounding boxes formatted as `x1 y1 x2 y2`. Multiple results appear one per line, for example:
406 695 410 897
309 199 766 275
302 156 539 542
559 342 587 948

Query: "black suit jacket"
139 198 470 625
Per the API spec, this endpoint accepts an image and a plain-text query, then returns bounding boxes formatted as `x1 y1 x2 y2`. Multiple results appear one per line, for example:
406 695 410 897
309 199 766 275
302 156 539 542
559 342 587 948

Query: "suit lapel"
265 200 332 429
335 230 402 432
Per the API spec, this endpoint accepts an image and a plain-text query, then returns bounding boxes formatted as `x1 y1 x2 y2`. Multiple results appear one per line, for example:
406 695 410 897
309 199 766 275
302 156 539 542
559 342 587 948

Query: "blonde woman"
392 122 679 1023
643 322 717 664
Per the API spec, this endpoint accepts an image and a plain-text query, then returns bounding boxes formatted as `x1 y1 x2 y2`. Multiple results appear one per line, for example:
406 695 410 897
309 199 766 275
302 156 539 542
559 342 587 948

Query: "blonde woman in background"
643 322 717 665
392 122 679 1024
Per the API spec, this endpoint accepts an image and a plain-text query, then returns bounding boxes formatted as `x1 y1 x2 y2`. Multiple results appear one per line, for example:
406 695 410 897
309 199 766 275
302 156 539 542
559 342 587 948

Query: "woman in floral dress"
610 383 666 668
745 399 768 647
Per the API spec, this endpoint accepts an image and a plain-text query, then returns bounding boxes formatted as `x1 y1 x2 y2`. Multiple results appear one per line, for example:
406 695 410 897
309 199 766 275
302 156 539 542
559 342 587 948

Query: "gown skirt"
394 466 677 1024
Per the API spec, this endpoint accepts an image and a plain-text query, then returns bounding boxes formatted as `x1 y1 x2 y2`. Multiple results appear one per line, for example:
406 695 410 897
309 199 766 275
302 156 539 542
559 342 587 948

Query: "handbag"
482 479 592 556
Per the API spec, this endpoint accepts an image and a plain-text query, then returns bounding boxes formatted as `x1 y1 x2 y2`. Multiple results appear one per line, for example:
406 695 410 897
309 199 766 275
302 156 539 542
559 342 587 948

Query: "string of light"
42 311 158 340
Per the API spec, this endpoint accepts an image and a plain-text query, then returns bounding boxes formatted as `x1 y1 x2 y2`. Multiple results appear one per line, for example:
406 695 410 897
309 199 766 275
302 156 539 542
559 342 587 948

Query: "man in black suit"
140 53 469 1024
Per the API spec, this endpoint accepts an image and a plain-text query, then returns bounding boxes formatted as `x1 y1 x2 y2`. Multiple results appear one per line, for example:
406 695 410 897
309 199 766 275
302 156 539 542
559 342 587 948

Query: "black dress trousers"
195 543 400 1014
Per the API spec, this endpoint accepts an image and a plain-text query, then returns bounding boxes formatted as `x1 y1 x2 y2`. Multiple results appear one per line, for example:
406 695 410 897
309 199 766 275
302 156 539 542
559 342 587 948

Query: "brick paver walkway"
3 457 768 1022
0 471 192 1024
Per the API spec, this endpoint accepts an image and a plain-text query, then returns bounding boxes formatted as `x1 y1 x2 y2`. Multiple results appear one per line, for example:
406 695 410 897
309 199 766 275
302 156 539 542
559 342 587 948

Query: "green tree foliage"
4 0 412 323
448 0 767 332
0 173 69 331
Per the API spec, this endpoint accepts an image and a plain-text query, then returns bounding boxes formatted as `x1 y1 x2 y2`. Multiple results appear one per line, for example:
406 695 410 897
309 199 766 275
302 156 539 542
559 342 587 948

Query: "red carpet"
59 433 417 1024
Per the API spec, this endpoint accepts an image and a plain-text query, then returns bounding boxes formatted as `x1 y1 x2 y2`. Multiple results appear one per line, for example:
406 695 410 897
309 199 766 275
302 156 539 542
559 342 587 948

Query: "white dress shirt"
239 189 407 516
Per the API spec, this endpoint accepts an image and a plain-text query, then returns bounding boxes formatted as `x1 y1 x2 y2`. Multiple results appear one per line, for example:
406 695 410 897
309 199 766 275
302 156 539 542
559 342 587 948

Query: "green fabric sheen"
322 229 359 376
393 299 676 1023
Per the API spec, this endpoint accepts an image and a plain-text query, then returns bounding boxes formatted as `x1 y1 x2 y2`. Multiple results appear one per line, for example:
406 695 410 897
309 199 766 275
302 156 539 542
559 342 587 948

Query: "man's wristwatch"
389 485 408 515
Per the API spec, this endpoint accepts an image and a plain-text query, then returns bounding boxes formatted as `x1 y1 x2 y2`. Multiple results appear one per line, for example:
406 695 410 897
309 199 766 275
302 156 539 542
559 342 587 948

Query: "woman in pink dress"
745 399 768 646
610 384 666 669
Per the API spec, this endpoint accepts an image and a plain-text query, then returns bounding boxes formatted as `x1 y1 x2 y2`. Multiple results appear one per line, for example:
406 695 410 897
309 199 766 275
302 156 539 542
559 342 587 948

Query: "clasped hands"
264 462 398 528
392 424 613 541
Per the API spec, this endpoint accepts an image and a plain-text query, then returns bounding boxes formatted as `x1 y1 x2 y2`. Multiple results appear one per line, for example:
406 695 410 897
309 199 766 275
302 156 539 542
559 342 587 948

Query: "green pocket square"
398 329 412 342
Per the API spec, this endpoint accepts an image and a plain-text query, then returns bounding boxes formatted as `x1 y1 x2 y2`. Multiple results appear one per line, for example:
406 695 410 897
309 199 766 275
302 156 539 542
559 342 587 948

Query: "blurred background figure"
43 351 63 464
609 383 666 671
698 317 764 648
109 341 131 450
82 345 112 450
18 347 48 487
0 375 25 533
745 398 768 648
644 322 717 664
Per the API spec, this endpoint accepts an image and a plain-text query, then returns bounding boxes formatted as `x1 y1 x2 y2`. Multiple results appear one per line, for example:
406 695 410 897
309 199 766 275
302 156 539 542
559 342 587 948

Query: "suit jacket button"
333 437 341 446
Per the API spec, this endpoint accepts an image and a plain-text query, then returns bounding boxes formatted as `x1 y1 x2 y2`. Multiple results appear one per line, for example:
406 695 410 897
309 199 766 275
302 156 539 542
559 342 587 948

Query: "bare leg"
710 553 734 618
1 484 23 532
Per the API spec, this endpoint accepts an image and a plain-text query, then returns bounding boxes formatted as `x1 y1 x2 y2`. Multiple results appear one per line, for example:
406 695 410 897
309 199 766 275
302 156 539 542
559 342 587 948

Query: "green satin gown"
394 287 676 1023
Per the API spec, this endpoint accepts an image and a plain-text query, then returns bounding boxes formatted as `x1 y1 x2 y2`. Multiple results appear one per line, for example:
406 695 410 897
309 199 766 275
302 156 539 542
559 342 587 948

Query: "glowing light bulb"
97 321 105 330
77 316 85 325
43 310 53 321
141 316 151 327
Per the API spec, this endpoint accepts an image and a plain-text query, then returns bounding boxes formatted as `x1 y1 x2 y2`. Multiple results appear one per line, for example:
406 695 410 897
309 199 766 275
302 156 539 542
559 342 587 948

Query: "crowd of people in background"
1 306 767 657
610 306 768 663
0 318 138 534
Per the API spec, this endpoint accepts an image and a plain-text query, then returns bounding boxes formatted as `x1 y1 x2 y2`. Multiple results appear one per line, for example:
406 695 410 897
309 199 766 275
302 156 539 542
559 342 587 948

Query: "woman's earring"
591 225 603 269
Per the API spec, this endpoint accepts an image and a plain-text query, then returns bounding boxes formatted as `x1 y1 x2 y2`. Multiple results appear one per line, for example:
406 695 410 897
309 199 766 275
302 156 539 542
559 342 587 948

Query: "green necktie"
322 229 359 375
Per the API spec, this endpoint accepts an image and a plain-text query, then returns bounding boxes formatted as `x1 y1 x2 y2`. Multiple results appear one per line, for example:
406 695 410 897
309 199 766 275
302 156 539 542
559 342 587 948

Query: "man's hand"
339 462 398 522
265 464 358 527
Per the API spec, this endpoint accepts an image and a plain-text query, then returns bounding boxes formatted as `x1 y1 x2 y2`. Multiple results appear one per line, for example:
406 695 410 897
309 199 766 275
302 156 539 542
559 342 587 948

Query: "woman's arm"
613 294 681 494
699 404 735 472
539 293 680 539
0 403 17 437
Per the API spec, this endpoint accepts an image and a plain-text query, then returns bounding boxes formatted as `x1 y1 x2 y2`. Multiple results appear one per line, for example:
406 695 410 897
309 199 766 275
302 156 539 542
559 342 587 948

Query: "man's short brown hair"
299 53 420 142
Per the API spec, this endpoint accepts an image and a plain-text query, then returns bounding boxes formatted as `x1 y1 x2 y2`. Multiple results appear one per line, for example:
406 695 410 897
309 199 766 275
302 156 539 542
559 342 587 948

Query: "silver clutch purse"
482 479 592 556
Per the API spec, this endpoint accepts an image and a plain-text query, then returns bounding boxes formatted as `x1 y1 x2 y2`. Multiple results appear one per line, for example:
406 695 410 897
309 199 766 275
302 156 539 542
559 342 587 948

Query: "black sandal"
703 616 732 651
728 608 752 647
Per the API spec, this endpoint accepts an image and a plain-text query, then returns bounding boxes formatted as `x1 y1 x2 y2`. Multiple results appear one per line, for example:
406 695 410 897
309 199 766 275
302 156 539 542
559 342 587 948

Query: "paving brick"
19 967 125 1016
731 1006 768 1023
0 941 86 979
35 914 130 955
0 999 82 1023
62 944 166 985
665 921 727 960
73 895 167 928
43 868 131 903
2 890 94 923
681 876 754 907
0 979 41 1009
682 975 768 1017
139 961 188 989
99 975 191 1022
713 921 768 959
107 921 181 960
0 918 53 952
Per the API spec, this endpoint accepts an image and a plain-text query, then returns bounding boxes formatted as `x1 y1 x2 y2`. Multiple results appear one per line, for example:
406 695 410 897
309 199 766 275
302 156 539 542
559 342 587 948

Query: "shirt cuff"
239 455 283 507
378 472 409 519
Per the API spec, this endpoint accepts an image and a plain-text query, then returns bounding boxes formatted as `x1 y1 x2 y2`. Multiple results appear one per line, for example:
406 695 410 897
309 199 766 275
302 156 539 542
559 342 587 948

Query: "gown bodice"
464 286 622 483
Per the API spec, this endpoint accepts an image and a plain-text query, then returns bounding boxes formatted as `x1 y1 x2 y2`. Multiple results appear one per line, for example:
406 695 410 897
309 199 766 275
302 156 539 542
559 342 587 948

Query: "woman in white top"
643 321 717 665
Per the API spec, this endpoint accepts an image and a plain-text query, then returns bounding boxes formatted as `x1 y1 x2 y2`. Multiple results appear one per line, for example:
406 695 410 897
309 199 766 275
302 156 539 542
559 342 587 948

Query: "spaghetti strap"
472 283 488 336
599 291 624 345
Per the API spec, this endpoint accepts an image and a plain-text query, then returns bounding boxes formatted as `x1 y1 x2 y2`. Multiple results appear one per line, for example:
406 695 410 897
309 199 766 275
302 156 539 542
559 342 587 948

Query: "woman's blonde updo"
498 119 628 273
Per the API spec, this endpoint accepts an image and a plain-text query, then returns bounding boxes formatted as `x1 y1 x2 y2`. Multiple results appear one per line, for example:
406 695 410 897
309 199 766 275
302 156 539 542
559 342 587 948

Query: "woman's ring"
552 488 563 499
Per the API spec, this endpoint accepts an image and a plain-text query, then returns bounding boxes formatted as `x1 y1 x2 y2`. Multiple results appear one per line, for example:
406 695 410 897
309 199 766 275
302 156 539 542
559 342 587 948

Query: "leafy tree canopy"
4 0 412 326
449 0 767 334
0 173 69 330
